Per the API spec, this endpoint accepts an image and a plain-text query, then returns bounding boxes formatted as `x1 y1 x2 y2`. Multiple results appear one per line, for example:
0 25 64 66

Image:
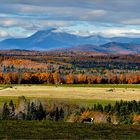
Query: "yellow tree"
53 71 61 84
66 74 74 84
77 74 87 84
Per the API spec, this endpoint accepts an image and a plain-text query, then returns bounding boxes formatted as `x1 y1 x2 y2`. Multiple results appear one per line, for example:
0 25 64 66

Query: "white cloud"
88 10 107 16
92 28 140 37
0 0 140 39
122 19 140 25
0 19 18 26
0 30 9 37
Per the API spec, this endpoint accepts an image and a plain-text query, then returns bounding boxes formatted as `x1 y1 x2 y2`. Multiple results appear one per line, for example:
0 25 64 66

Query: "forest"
0 50 139 84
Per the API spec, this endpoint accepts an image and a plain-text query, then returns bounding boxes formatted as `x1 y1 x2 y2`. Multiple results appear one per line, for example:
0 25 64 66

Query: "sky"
0 0 140 40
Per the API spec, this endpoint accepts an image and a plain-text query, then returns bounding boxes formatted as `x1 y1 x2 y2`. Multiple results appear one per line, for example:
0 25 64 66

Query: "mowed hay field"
0 85 139 102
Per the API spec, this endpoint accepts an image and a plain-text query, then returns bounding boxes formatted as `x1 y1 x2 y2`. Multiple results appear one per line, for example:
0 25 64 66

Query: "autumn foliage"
0 50 139 84
0 71 139 84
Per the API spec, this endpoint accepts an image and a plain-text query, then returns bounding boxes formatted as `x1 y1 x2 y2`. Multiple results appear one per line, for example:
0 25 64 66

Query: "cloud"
0 19 18 27
0 0 139 39
98 28 140 37
0 29 9 37
122 19 140 25
0 0 139 24
88 10 107 16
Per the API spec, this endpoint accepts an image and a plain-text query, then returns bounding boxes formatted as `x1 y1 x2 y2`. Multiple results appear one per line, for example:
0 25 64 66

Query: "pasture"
0 84 139 106
0 120 140 139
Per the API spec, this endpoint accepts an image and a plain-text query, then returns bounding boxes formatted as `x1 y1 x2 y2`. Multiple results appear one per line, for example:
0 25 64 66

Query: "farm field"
0 84 139 106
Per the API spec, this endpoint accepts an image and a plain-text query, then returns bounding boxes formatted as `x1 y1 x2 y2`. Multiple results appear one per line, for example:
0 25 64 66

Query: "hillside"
56 43 140 54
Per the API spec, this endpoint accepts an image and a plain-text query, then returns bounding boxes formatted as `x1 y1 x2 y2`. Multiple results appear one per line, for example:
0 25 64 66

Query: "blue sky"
0 0 140 40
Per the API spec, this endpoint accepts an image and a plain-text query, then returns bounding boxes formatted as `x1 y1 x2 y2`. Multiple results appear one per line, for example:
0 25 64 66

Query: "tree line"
0 72 139 84
1 98 64 121
1 98 140 125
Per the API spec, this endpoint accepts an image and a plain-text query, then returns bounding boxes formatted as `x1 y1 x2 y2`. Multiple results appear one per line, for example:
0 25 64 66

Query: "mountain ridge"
0 28 140 54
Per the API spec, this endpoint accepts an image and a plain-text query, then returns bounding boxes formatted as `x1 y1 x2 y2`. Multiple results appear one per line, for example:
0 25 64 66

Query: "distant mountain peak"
0 28 140 54
41 27 57 33
31 27 57 36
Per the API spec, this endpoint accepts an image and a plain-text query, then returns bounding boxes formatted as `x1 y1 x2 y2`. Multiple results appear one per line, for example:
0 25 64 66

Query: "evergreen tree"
2 102 10 120
93 104 97 111
36 103 46 120
120 115 133 124
97 104 103 112
30 102 37 120
138 101 140 114
49 110 56 120
55 107 60 121
120 100 124 107
132 100 138 113
113 102 120 115
59 107 64 120
80 107 86 113
104 104 112 113
120 106 126 116
9 100 15 119
26 103 31 120
127 102 132 113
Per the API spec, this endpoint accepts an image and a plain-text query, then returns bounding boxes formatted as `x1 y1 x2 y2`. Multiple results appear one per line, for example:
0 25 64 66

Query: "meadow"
0 120 140 139
0 84 139 106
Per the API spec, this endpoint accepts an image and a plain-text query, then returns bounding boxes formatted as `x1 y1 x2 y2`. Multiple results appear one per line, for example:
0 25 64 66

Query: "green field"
0 96 116 107
0 120 140 139
57 84 140 88
0 84 140 88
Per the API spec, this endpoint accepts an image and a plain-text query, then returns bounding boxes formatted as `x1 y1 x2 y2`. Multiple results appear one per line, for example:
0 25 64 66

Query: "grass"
0 120 140 139
0 84 139 107
0 85 140 101
63 98 115 107
0 96 18 105
0 84 140 88
56 84 140 88
0 96 115 107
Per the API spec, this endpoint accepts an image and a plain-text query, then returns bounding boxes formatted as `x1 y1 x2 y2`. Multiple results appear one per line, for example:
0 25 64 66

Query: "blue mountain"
0 28 85 50
0 28 140 52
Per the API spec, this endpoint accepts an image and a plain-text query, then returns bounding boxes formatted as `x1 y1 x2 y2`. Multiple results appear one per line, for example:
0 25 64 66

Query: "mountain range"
0 28 140 54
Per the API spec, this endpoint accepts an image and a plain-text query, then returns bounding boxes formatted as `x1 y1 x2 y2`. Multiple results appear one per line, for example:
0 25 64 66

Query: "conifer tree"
113 102 120 115
2 102 10 120
9 100 15 119
30 102 37 120
59 107 64 120
26 103 31 120
132 100 138 113
104 104 112 113
55 107 60 121
97 104 103 112
37 103 46 120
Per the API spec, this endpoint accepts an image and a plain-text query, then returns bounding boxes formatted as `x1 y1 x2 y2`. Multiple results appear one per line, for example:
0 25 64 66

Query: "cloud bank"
0 0 140 39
